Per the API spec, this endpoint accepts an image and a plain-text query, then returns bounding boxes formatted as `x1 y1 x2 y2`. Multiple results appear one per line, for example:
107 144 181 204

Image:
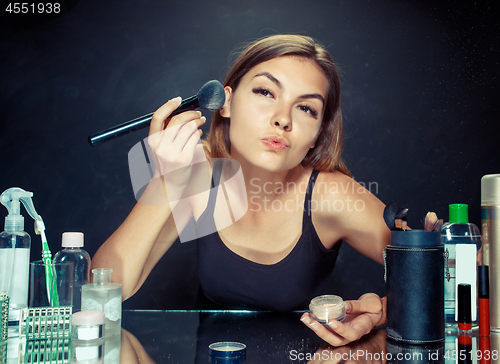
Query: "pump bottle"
0 187 45 337
441 203 481 330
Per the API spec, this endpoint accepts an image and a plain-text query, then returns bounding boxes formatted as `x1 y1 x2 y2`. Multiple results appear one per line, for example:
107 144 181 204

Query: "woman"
92 34 390 347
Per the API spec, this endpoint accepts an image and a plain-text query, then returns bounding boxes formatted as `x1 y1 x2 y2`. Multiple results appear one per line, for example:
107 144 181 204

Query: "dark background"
0 0 498 309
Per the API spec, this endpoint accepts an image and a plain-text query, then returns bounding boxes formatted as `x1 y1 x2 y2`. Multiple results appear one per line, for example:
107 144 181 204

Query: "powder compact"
309 295 346 324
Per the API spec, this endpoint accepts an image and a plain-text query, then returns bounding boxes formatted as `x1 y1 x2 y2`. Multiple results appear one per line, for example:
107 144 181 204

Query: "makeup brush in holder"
383 203 445 344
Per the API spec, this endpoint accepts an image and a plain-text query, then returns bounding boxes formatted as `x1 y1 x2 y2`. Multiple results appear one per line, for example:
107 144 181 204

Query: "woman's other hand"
301 293 386 347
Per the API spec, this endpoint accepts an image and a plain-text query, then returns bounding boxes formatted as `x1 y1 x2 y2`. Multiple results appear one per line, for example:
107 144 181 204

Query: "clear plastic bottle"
441 204 481 330
0 188 37 337
53 232 91 312
0 231 30 322
81 268 122 337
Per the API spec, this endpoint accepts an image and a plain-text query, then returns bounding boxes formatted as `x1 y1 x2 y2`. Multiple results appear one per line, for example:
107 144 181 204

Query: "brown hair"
205 34 350 176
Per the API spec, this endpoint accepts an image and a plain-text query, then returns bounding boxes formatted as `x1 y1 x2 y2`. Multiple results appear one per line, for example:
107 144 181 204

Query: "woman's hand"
146 97 206 203
301 293 386 347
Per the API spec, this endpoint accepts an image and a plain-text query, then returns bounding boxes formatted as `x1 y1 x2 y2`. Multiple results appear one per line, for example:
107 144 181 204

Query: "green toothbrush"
35 220 59 306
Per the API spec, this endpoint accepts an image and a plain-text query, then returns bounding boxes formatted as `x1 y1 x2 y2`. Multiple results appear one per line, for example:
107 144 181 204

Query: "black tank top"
195 164 341 311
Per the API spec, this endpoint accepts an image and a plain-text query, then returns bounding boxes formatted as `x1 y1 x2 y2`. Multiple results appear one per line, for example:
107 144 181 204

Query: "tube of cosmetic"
478 265 490 336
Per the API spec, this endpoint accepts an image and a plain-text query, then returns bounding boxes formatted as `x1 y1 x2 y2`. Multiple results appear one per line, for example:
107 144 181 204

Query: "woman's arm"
314 171 390 264
91 97 206 300
91 192 179 300
303 171 390 345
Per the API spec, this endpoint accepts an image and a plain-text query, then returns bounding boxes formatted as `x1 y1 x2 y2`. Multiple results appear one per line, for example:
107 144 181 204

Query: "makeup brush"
88 80 225 146
424 212 443 232
383 202 409 230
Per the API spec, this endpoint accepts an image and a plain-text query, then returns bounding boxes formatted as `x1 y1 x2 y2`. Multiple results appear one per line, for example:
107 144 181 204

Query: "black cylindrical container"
386 340 444 364
386 230 445 344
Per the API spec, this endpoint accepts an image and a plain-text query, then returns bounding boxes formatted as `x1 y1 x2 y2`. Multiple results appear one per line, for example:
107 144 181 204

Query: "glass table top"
2 309 499 363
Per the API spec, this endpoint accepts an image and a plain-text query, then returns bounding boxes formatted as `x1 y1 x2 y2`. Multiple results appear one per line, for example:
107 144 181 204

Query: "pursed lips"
261 136 290 151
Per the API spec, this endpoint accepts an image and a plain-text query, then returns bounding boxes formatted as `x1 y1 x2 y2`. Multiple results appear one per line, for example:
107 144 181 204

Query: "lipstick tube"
478 265 491 336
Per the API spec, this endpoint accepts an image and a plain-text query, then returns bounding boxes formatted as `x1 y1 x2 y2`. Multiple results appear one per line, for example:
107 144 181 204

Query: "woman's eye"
253 88 273 98
298 105 318 118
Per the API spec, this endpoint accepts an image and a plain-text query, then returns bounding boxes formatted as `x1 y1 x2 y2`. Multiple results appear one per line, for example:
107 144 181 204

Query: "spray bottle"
0 187 47 337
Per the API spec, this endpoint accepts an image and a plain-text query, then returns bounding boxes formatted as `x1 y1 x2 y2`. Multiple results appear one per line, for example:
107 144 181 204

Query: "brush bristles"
197 80 225 111
424 211 443 231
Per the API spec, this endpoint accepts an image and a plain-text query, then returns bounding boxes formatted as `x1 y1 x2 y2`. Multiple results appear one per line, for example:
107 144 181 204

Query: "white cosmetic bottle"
81 268 122 337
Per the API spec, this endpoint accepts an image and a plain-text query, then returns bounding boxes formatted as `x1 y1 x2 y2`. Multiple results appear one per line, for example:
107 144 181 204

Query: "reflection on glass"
117 311 500 363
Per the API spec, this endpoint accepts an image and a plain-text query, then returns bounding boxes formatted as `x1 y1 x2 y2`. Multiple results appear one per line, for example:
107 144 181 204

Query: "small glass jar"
71 311 105 363
209 341 246 363
71 310 105 341
309 295 346 324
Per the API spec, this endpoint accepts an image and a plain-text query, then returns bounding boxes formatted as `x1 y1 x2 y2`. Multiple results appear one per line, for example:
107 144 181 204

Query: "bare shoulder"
312 170 389 263
313 170 380 215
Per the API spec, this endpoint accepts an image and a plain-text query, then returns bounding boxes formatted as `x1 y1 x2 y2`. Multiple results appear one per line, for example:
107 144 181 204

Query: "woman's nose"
271 108 292 131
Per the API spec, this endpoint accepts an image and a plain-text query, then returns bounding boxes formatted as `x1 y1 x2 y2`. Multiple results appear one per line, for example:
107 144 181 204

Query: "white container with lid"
71 310 105 341
309 295 346 324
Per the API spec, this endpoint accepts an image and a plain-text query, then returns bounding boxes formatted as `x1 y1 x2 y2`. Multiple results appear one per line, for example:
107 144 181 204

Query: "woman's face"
221 56 328 173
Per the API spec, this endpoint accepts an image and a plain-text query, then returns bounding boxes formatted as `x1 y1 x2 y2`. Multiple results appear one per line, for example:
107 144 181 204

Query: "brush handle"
42 242 59 306
88 95 199 146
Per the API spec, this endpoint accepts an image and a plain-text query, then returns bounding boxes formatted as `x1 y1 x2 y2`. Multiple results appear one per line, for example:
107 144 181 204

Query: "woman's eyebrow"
253 72 325 105
299 93 325 105
253 72 282 88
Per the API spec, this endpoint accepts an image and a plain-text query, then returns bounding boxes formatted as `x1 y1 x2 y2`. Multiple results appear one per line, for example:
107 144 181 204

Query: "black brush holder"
385 230 445 344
